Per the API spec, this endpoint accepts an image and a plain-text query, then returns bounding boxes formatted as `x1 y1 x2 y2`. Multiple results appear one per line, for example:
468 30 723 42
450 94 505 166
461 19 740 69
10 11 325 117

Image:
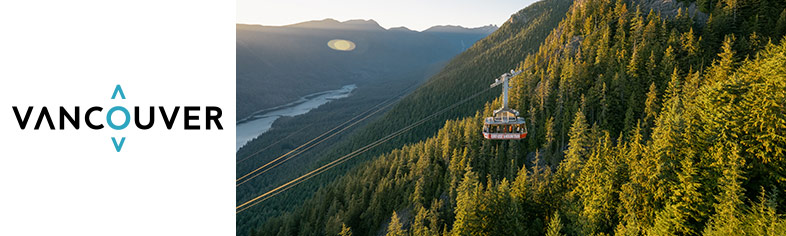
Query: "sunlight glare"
327 39 356 51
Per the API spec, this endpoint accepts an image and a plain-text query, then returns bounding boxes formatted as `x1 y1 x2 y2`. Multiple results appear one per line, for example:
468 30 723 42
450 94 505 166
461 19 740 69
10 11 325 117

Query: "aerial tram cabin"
482 70 528 140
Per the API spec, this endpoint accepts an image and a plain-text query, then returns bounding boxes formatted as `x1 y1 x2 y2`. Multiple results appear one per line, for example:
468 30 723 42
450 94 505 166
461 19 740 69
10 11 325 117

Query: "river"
236 84 357 151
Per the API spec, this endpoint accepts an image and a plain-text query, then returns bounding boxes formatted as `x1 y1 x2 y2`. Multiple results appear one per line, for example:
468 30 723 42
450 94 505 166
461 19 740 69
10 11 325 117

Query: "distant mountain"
287 18 385 31
236 19 496 120
388 26 415 32
423 24 498 34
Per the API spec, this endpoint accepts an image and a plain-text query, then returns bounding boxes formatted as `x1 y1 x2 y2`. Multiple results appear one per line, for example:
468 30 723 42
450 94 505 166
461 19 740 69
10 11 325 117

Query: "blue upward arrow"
112 84 126 99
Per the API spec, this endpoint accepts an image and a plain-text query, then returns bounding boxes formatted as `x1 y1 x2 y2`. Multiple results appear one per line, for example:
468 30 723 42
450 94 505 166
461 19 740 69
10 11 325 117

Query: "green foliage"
452 169 482 236
387 211 407 236
339 223 353 236
247 0 786 235
703 143 746 236
546 211 564 236
743 189 786 235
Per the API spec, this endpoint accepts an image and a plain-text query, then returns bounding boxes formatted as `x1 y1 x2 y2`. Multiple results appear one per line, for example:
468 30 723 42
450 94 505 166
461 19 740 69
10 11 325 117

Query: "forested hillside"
236 0 573 233
245 0 786 235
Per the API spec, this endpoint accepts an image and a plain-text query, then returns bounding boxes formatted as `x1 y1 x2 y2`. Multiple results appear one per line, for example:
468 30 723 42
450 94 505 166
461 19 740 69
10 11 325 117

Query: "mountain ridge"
236 19 496 119
240 18 500 34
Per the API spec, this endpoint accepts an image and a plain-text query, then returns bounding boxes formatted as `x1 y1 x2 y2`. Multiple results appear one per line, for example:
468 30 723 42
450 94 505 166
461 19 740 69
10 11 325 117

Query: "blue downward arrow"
112 137 126 152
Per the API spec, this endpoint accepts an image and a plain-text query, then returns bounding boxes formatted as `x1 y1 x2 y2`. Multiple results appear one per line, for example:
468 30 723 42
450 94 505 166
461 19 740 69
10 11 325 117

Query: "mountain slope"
245 0 786 235
236 20 496 120
235 0 573 234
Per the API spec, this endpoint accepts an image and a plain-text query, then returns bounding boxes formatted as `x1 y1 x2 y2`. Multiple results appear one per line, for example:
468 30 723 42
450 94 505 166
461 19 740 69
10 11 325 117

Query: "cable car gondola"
483 69 528 140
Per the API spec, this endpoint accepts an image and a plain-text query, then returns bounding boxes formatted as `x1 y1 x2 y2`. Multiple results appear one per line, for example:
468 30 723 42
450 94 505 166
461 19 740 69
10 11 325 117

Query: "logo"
11 85 223 152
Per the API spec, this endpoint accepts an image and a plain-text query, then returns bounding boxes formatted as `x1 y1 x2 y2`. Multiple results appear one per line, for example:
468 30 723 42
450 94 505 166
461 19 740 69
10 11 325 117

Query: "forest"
243 0 786 235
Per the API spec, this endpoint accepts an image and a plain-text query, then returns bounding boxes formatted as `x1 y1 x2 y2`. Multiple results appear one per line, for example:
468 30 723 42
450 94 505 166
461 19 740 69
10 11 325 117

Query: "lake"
236 84 357 151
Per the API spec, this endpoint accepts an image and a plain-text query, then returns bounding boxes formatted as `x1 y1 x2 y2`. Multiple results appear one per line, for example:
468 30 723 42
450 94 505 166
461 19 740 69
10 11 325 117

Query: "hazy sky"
238 0 540 31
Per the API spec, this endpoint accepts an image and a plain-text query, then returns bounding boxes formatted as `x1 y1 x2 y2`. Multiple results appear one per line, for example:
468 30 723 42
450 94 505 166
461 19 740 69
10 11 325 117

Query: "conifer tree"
412 206 431 236
547 211 565 236
544 116 557 167
777 9 786 37
387 211 407 236
743 189 786 235
703 143 746 236
490 179 524 235
708 34 736 84
340 223 353 236
577 131 615 235
599 82 609 130
649 155 706 236
512 163 528 200
558 109 590 191
453 170 482 236
641 82 659 137
643 67 686 222
616 124 650 235
680 28 699 64
660 46 676 84
412 178 426 208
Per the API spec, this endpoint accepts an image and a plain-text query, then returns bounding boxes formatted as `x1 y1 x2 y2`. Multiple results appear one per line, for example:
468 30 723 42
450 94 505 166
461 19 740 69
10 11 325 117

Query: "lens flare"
327 39 356 51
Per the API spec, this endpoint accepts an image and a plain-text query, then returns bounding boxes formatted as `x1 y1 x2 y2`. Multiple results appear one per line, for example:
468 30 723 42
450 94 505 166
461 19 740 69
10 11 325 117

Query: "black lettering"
12 106 33 129
206 106 223 130
160 106 179 130
184 106 199 130
34 107 55 130
59 106 79 130
135 106 154 130
85 106 104 129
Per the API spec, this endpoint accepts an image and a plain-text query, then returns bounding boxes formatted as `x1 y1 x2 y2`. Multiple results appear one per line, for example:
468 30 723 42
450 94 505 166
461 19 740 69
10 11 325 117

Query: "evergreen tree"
512 163 528 200
577 131 615 235
387 211 407 236
777 9 786 37
546 211 565 236
599 82 610 131
339 223 353 236
703 143 746 236
649 155 706 235
708 34 736 84
452 170 482 236
743 189 786 235
558 108 590 190
641 82 659 137
680 28 699 64
412 206 431 236
616 124 650 235
660 45 676 88
544 116 558 167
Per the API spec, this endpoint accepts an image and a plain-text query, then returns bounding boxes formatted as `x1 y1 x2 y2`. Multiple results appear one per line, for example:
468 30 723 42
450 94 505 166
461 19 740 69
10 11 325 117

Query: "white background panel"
0 0 235 235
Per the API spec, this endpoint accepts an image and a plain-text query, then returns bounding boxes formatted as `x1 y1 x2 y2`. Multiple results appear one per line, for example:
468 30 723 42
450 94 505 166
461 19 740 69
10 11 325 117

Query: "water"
236 84 357 151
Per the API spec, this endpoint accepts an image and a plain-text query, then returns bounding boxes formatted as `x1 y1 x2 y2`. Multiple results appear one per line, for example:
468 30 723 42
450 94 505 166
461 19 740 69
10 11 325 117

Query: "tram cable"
236 85 494 213
236 125 312 164
236 48 565 214
236 98 398 187
236 81 423 185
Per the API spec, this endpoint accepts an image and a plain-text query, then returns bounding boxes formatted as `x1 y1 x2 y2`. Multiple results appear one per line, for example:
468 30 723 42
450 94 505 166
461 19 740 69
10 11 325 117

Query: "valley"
239 0 786 235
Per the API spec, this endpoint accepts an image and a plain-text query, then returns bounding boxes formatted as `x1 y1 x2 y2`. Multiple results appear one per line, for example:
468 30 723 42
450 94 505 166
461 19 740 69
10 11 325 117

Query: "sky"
238 0 540 31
